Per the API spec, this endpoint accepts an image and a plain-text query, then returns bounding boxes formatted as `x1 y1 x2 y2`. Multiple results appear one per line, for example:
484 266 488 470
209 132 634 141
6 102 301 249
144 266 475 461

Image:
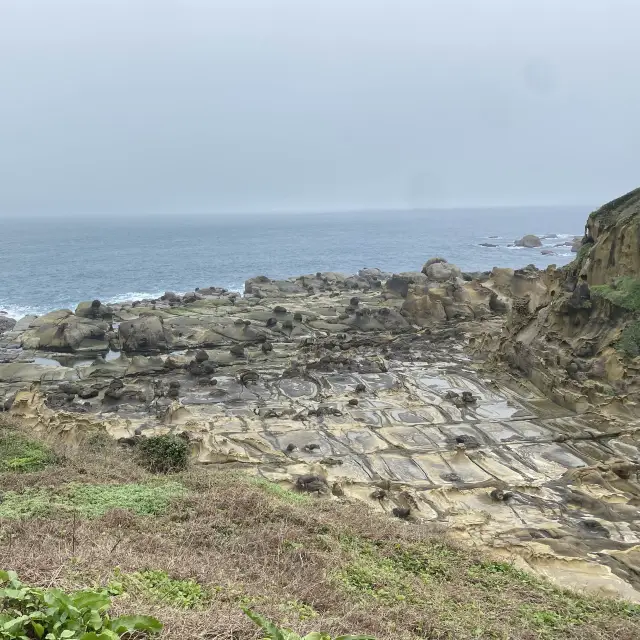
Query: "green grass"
334 536 640 637
617 321 640 358
0 428 58 472
249 476 312 505
109 569 210 609
592 277 640 312
0 481 185 519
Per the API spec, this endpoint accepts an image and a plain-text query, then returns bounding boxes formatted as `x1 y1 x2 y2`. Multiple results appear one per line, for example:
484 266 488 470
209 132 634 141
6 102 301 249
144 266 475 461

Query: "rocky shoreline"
2 189 640 600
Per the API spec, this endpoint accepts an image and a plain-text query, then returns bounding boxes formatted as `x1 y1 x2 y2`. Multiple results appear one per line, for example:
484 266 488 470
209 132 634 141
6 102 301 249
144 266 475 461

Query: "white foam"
0 303 47 320
103 290 166 305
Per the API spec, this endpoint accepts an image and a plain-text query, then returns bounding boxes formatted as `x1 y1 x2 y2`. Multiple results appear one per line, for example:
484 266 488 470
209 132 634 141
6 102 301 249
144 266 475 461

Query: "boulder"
385 272 427 298
119 316 169 352
162 292 181 302
515 234 542 248
0 316 16 335
571 236 583 253
75 300 113 320
21 312 109 352
422 258 462 282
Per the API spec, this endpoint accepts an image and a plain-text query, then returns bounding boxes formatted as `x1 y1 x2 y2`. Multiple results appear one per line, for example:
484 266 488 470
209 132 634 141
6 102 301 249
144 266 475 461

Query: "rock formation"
2 190 640 600
490 188 640 414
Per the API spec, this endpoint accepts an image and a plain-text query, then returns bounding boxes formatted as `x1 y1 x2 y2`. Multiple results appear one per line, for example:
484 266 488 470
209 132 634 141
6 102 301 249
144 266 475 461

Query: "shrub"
136 434 189 473
0 570 162 639
243 608 374 640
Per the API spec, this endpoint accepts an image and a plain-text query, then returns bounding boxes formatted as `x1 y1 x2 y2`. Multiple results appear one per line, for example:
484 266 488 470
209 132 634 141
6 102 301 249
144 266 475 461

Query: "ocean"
0 206 589 319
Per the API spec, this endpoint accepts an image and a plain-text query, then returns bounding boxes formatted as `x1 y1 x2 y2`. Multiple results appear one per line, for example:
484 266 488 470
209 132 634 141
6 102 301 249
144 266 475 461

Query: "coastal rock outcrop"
515 234 542 248
119 315 170 352
491 188 640 413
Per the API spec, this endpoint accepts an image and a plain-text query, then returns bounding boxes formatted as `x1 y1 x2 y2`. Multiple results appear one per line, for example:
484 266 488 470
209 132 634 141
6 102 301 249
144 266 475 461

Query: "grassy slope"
1 418 639 640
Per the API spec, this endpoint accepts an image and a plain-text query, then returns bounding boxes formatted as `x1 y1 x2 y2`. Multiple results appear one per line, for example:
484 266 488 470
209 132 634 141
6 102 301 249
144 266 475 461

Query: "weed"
111 569 210 609
0 570 162 639
250 476 311 505
281 599 318 622
136 434 189 473
0 481 185 519
243 607 374 640
0 429 58 472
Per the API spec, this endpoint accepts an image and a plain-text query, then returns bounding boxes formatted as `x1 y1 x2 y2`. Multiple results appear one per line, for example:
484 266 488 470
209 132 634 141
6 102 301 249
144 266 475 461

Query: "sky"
0 0 638 216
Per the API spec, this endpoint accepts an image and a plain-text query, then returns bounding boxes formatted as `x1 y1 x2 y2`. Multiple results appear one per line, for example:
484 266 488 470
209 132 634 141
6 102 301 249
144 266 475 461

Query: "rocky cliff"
492 188 640 415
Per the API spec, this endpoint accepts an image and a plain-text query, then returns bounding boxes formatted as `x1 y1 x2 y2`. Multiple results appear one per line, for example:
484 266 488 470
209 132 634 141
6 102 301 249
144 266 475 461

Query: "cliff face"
494 188 640 415
584 188 640 285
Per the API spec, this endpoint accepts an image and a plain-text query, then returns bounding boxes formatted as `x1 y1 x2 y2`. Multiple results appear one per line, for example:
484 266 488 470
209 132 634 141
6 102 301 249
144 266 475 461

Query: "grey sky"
0 0 638 215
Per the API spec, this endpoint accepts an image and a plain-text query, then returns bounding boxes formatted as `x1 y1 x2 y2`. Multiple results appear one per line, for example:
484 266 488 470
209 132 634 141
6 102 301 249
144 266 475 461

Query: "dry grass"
0 416 639 639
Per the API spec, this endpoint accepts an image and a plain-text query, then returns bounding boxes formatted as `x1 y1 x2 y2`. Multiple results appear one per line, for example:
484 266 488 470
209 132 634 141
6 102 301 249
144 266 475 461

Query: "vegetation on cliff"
1 417 639 639
588 187 640 229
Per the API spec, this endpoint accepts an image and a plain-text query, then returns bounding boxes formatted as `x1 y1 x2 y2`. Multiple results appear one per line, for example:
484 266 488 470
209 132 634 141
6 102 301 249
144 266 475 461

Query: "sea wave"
0 303 49 320
102 290 167 305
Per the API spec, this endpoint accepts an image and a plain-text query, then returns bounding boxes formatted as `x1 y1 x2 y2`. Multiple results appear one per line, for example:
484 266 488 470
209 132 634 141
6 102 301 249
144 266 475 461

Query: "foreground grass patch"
0 481 185 519
249 476 312 505
0 428 58 472
109 569 211 609
335 537 640 637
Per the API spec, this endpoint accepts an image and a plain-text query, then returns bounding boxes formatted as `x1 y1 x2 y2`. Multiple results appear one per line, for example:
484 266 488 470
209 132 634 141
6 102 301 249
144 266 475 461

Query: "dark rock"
295 474 327 493
293 312 303 322
230 343 246 358
266 317 278 328
194 349 209 363
392 507 411 519
0 316 16 335
355 383 366 393
261 341 273 353
490 488 514 502
514 234 542 248
348 398 359 406
461 391 476 404
370 488 387 500
273 306 287 314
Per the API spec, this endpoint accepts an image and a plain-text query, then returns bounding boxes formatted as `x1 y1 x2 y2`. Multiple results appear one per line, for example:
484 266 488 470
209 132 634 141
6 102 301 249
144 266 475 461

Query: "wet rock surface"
2 218 640 600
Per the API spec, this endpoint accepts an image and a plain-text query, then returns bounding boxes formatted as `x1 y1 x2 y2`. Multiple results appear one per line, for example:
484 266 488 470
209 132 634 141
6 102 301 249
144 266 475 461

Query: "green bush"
243 608 374 640
0 430 58 472
136 435 189 473
0 570 162 639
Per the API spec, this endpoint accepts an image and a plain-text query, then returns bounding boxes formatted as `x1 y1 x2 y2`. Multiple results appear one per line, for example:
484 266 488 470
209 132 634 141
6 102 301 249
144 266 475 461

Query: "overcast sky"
0 0 638 215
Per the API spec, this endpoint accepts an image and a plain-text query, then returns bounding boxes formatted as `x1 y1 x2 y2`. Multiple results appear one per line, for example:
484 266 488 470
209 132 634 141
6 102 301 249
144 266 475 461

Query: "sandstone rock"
21 312 109 352
385 272 427 298
75 300 113 320
423 259 462 282
119 316 169 352
571 236 583 253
